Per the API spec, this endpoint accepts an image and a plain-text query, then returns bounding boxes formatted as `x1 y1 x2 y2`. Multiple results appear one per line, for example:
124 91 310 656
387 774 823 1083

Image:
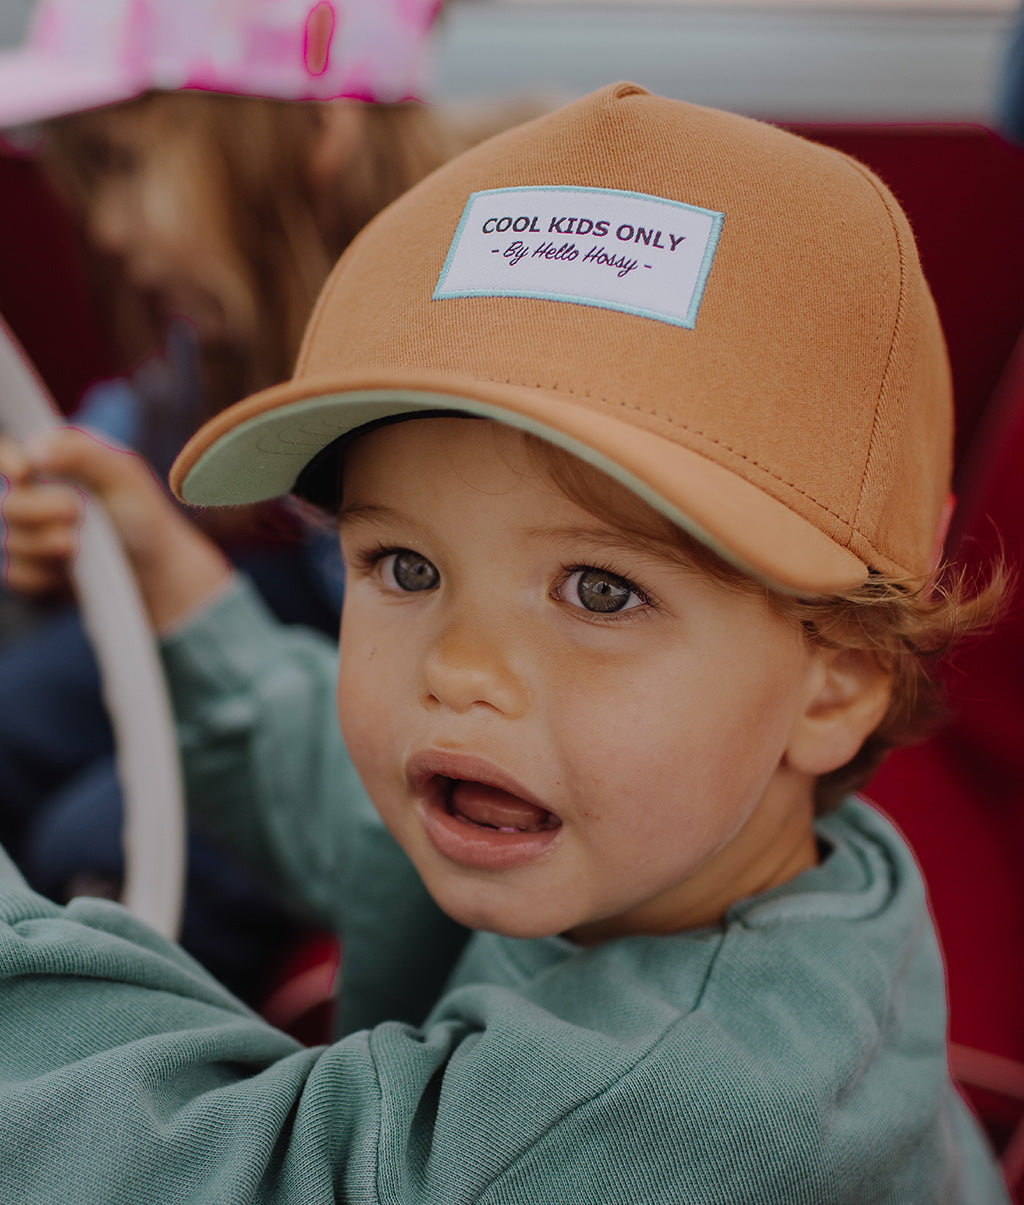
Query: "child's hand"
0 428 232 631
0 427 168 591
0 430 84 596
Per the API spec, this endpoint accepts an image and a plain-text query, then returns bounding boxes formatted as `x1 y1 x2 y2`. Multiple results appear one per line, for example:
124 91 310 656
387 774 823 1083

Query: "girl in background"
0 0 539 1005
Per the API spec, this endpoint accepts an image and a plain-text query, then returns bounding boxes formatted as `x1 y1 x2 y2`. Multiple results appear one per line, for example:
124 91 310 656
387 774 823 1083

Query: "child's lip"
406 749 563 869
405 750 554 816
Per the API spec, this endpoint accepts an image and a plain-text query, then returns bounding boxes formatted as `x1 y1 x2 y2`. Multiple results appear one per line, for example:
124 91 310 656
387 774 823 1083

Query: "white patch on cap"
433 185 724 328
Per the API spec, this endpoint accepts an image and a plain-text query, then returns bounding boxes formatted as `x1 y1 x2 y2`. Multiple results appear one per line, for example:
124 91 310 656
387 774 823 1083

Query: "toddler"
0 82 1009 1202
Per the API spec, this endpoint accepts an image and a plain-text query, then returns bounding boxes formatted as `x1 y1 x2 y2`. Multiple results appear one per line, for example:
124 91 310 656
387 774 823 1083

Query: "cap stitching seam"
842 157 906 531
506 375 908 571
491 375 870 534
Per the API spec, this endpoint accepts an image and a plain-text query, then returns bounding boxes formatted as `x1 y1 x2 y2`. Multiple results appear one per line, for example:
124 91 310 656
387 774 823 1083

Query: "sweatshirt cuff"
157 573 338 728
158 573 285 699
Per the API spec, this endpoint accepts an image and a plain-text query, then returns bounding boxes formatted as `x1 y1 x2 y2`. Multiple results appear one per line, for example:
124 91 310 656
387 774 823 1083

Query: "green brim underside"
181 388 790 593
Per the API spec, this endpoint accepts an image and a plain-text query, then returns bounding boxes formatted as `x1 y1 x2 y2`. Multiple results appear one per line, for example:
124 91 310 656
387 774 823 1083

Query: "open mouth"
408 752 564 868
440 777 562 835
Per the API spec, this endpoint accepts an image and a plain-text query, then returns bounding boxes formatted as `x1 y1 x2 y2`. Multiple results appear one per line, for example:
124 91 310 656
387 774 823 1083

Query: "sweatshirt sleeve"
158 574 362 930
0 842 426 1205
0 850 646 1205
0 830 1007 1205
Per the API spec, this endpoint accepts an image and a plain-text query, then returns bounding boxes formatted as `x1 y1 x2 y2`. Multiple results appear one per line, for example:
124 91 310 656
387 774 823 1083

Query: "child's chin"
429 889 572 942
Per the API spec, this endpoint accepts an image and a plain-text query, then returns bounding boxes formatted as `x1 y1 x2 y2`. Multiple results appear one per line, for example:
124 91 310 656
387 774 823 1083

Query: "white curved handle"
0 316 185 939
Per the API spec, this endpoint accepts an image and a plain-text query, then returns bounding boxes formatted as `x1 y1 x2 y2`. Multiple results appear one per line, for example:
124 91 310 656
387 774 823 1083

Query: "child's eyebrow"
526 522 636 549
527 522 682 561
528 522 716 581
337 503 405 529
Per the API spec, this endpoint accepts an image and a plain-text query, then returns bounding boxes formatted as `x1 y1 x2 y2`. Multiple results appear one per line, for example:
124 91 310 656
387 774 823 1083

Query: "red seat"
867 326 1024 1198
780 124 1024 1197
0 146 115 413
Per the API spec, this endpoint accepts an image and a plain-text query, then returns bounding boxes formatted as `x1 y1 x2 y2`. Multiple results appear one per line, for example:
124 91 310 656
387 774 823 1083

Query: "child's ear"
785 648 893 777
307 100 365 196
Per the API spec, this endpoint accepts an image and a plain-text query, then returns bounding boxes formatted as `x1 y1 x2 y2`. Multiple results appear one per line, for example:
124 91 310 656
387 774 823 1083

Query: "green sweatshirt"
0 578 1008 1203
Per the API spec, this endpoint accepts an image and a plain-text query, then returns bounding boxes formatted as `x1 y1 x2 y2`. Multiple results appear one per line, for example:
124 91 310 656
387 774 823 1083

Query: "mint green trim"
431 188 481 299
182 388 772 590
689 209 724 325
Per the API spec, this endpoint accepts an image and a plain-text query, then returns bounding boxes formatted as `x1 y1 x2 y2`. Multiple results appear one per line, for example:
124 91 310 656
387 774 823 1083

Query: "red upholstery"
784 126 1024 1192
259 932 341 1047
865 336 1024 1194
0 148 114 414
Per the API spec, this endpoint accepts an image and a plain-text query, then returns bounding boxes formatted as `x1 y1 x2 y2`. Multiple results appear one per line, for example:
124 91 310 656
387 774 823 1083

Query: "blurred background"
1 0 1011 123
4 0 1018 124
429 0 1015 122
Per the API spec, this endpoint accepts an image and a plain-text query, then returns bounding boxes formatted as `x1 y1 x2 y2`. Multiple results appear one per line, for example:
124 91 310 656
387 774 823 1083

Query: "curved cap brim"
172 370 868 596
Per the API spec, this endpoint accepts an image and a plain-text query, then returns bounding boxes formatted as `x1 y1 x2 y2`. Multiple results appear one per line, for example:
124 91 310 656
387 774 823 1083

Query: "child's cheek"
336 665 393 807
337 656 374 749
337 594 382 736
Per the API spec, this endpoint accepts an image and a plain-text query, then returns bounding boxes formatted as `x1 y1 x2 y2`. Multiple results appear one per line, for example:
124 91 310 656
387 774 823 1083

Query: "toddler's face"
337 417 823 942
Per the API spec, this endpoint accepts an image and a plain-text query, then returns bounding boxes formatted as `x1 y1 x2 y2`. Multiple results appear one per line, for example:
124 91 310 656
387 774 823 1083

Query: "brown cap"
171 82 952 595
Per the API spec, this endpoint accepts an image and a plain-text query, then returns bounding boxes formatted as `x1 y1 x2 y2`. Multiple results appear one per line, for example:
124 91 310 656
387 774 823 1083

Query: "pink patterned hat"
0 0 440 128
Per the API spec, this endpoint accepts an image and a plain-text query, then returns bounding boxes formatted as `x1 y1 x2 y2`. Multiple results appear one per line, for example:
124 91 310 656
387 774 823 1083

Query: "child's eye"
381 549 440 593
559 567 648 614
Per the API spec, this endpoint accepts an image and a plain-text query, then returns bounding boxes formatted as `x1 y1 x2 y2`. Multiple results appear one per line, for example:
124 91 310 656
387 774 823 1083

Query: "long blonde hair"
41 91 537 416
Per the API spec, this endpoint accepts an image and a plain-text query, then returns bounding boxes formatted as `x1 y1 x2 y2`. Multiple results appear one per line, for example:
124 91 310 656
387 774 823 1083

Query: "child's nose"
419 612 530 718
